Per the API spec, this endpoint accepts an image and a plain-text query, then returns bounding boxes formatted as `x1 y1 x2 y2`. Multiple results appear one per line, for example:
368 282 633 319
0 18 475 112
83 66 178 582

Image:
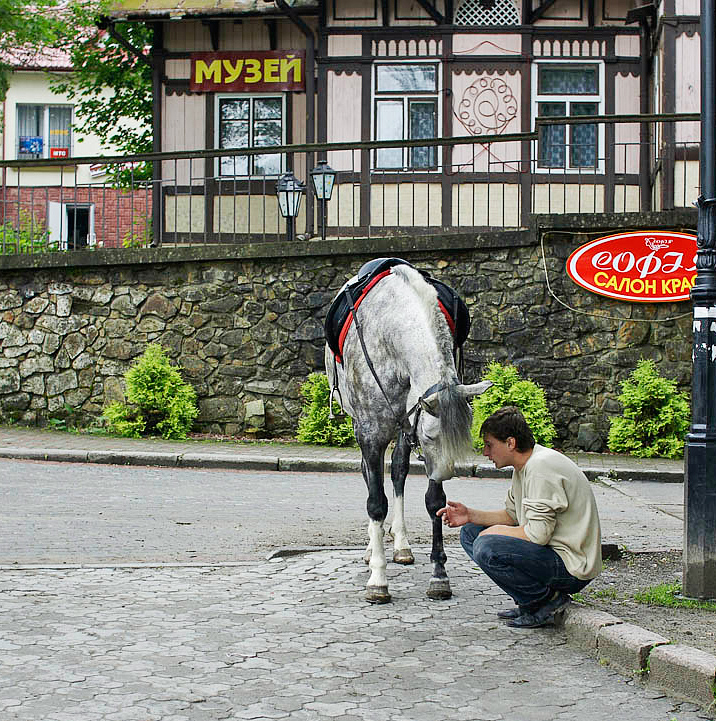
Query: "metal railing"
0 114 700 254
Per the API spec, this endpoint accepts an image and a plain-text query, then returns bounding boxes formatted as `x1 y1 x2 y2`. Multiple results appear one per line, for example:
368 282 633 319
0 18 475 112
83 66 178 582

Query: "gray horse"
325 262 491 603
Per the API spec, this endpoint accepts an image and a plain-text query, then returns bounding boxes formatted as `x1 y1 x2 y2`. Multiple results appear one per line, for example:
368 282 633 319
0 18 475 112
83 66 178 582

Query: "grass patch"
634 582 716 610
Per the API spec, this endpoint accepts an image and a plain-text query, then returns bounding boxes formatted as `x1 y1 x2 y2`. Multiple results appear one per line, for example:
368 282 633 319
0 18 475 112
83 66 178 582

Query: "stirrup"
328 384 346 421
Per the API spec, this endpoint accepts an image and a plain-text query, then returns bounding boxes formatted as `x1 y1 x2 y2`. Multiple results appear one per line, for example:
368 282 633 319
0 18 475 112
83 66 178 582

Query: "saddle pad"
324 257 471 362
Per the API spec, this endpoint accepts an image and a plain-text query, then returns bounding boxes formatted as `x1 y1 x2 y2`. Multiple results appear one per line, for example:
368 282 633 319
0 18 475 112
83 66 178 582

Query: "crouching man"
437 406 602 628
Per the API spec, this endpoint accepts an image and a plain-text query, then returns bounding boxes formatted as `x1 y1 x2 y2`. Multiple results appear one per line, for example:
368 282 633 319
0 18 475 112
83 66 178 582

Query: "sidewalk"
0 425 685 482
1 425 714 717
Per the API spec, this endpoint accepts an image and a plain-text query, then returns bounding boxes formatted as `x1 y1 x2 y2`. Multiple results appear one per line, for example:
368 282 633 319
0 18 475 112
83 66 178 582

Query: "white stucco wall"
3 70 131 186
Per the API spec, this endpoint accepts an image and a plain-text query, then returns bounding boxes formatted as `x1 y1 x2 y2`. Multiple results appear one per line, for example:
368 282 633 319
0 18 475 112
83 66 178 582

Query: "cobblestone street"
0 548 710 721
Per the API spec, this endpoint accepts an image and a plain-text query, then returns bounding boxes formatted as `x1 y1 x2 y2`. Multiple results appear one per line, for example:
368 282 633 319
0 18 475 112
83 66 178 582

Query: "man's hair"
479 406 535 452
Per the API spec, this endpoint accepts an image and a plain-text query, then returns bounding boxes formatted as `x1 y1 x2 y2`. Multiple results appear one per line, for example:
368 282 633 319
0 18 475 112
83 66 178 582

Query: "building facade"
108 0 701 243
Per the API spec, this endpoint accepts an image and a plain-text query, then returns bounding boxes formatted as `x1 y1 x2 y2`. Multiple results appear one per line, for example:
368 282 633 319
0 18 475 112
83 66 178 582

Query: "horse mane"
390 264 473 464
390 264 452 349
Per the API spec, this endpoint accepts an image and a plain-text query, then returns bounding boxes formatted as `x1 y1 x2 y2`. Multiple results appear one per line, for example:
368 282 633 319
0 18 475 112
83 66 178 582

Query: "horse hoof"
366 586 392 604
426 579 452 600
393 549 415 565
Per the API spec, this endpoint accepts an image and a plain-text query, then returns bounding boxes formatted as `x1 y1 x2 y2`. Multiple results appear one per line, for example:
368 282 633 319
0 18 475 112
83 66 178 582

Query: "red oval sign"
566 231 698 302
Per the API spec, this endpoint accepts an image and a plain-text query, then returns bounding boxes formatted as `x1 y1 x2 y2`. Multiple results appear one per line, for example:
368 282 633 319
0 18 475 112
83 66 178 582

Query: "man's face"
481 433 514 469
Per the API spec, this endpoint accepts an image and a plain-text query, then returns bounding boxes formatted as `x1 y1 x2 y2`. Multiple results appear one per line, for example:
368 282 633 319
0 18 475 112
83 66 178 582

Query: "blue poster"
19 136 43 154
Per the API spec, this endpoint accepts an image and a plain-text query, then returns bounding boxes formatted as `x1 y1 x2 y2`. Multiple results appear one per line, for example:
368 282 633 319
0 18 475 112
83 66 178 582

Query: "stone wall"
0 212 696 450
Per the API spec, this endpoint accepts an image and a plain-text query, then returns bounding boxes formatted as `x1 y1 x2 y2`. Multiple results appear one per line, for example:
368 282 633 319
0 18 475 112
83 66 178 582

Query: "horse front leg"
425 478 452 600
361 444 391 604
390 432 414 565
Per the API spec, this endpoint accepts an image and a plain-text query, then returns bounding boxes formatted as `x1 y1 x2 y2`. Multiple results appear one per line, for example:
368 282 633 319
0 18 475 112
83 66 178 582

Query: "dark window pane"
538 66 598 94
17 105 43 158
254 98 282 119
376 64 437 92
253 119 281 147
537 102 565 168
220 121 248 148
48 107 71 152
409 100 436 168
254 153 282 175
570 102 598 167
220 99 249 120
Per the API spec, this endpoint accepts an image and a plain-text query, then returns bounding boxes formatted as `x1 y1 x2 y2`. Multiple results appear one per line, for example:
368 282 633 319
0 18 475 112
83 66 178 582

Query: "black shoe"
497 607 522 620
506 592 570 629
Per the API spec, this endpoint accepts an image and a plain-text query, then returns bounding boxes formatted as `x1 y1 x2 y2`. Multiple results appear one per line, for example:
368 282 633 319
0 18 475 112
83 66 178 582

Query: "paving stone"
0 550 712 720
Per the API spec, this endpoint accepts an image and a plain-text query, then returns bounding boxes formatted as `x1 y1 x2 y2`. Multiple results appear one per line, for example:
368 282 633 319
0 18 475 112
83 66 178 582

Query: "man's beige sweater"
505 444 602 580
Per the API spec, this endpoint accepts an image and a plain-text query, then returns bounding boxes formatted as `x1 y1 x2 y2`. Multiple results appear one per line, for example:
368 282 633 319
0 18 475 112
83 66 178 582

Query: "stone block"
597 622 670 675
561 605 622 650
244 399 265 430
649 643 716 709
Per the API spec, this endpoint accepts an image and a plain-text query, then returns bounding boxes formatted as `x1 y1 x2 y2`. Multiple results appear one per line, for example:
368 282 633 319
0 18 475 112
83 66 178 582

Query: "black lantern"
276 171 305 242
310 160 336 241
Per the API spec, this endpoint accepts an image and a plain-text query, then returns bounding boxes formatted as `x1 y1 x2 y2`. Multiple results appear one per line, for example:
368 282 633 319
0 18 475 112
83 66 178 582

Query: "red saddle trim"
336 269 457 363
336 269 392 362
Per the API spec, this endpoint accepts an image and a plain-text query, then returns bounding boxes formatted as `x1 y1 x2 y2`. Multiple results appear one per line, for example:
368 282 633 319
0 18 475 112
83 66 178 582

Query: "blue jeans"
460 523 591 611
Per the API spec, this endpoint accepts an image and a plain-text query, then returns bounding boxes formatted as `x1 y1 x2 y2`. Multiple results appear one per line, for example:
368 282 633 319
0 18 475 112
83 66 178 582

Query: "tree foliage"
0 0 71 100
1 0 153 164
50 13 153 161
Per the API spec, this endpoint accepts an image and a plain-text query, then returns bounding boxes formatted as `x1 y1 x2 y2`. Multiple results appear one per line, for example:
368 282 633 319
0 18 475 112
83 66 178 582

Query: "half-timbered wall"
152 0 701 241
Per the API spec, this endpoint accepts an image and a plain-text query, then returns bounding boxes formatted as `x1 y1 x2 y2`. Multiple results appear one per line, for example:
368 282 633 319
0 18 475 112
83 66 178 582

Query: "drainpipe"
272 0 315 238
626 4 655 212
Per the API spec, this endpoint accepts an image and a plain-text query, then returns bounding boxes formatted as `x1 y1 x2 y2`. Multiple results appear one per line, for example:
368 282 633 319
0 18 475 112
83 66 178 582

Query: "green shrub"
607 359 689 459
471 362 557 448
102 344 198 440
1 210 58 254
296 372 355 447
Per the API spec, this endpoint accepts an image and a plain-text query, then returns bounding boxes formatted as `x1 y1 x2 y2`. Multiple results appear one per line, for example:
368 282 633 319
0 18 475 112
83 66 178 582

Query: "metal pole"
684 0 716 599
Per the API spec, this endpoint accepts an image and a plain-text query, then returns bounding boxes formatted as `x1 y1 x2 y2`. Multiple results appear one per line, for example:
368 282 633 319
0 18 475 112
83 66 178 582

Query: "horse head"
415 380 493 481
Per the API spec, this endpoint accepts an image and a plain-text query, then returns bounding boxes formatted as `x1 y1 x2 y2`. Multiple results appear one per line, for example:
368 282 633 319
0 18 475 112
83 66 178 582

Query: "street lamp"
310 160 336 241
276 171 305 242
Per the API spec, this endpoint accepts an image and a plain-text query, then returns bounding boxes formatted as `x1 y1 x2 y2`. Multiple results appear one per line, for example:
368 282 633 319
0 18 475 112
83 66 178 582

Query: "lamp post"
310 160 336 241
684 0 716 599
276 171 305 242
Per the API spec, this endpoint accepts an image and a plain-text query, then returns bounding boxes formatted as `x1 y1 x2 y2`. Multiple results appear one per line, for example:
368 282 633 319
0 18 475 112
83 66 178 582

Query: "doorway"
47 202 95 250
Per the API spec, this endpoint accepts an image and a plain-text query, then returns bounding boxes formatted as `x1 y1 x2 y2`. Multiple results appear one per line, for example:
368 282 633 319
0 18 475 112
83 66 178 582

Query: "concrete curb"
0 447 685 483
561 605 716 714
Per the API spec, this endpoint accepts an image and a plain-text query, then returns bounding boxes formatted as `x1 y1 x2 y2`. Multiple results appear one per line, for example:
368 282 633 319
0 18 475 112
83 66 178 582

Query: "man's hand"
437 500 469 528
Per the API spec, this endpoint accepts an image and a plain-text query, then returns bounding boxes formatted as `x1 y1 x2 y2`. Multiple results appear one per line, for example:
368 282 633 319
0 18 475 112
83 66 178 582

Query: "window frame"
16 103 73 160
531 61 605 174
214 93 287 179
371 61 441 172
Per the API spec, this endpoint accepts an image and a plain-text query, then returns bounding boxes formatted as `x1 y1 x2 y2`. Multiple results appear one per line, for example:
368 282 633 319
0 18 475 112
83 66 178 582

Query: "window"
533 64 603 170
217 95 285 177
17 105 72 159
373 63 439 170
454 0 519 26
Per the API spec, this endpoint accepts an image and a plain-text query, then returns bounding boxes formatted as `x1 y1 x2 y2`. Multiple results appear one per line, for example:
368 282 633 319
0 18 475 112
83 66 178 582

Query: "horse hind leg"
425 478 452 600
389 433 414 565
361 446 392 604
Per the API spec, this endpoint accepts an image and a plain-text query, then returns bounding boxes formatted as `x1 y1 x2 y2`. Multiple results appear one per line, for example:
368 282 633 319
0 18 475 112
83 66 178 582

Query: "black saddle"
324 257 471 361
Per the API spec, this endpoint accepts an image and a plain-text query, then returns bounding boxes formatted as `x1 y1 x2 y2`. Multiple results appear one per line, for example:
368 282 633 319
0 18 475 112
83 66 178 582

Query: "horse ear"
419 395 440 417
457 380 493 399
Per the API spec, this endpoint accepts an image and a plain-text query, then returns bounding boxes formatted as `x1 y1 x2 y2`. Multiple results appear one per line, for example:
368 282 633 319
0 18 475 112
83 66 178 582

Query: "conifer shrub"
607 359 689 459
471 362 557 448
296 372 355 447
102 344 198 440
